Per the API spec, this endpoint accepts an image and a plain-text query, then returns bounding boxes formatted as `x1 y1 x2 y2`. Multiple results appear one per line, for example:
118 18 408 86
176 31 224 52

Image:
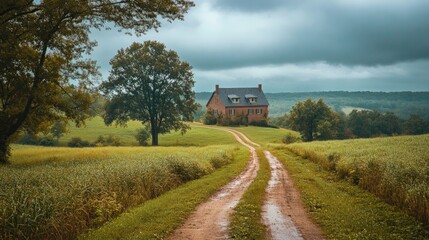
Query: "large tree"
0 0 194 163
101 41 198 146
286 99 340 141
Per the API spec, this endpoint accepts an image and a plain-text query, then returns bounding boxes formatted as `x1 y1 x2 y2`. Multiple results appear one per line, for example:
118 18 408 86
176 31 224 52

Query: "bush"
39 136 55 146
68 137 92 148
94 135 121 146
249 119 277 128
282 133 301 144
16 133 38 145
203 109 217 125
135 127 151 146
16 133 56 146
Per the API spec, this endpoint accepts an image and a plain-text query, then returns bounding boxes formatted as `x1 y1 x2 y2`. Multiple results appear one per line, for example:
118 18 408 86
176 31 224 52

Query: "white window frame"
228 108 235 116
256 108 262 114
249 98 257 103
248 109 254 115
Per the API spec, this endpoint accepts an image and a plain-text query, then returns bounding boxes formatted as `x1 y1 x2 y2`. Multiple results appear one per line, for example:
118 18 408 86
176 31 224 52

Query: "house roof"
207 87 269 107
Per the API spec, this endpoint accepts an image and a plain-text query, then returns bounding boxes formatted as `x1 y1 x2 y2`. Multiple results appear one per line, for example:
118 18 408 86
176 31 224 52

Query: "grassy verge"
229 149 270 239
270 147 429 240
79 147 249 240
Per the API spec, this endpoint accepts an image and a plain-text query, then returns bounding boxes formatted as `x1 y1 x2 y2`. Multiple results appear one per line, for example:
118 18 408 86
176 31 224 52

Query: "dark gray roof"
207 87 269 107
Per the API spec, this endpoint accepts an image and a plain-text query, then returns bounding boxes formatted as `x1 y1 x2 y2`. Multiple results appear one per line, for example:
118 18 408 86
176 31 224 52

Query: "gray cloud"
177 0 429 70
213 0 286 12
89 0 429 92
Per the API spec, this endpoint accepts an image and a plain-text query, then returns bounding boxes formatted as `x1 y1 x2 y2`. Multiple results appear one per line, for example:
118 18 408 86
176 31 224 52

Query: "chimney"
215 84 219 94
258 84 262 92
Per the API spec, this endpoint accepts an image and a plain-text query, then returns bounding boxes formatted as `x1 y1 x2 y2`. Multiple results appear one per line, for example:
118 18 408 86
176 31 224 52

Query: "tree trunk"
152 132 159 146
0 136 10 164
151 124 159 146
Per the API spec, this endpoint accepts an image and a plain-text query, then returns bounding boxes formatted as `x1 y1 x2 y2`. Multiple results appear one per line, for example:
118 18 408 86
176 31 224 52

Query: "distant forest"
196 91 429 120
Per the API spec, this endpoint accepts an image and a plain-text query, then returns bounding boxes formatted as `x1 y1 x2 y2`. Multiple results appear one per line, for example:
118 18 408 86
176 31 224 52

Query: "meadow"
1 122 242 239
285 134 429 224
4 117 429 239
58 117 236 146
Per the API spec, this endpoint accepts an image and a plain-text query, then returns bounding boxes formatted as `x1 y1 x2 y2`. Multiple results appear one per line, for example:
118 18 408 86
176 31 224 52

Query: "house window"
256 109 263 114
228 109 235 116
245 94 258 103
228 94 240 103
248 109 254 115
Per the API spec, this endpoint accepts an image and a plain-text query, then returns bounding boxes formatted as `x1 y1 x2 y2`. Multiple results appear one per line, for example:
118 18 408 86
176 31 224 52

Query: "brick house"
206 84 269 123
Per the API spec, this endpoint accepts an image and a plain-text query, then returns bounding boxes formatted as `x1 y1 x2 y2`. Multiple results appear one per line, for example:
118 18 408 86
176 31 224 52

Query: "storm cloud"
90 0 429 92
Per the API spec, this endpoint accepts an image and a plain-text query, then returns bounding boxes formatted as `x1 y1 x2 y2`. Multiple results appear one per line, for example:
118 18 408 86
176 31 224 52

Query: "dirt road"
167 130 259 240
168 127 323 239
262 151 324 240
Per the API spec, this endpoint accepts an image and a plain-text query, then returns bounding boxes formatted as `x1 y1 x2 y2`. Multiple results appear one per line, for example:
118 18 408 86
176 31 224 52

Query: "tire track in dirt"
228 130 322 239
169 126 323 239
262 150 324 240
167 130 259 240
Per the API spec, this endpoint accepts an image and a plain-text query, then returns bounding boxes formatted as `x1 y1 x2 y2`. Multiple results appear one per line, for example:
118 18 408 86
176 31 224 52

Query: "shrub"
16 133 38 145
67 137 92 147
135 127 151 146
249 119 277 128
39 136 55 146
94 135 121 146
16 133 56 146
203 109 217 125
282 133 301 144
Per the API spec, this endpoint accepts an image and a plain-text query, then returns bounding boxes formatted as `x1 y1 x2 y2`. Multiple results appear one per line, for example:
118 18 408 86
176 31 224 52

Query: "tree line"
270 99 429 142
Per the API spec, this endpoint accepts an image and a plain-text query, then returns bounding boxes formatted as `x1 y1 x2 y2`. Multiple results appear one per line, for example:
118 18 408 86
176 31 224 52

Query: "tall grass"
1 145 238 239
285 134 429 224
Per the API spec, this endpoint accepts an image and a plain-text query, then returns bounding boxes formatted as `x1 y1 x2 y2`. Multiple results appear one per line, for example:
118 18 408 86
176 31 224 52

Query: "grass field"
285 134 429 224
2 125 244 240
271 149 429 239
231 126 299 145
5 119 429 239
58 117 236 146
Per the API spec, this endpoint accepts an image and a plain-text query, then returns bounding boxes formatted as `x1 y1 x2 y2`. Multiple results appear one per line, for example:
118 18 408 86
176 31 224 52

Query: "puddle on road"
263 151 303 240
265 202 302 240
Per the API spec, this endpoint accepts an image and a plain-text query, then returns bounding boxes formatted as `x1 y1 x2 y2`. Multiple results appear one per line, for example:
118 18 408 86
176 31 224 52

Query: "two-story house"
206 84 269 123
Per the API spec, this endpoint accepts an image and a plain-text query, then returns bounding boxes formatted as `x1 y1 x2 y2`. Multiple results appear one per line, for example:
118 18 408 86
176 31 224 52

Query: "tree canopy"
101 41 198 146
0 0 194 163
286 99 340 141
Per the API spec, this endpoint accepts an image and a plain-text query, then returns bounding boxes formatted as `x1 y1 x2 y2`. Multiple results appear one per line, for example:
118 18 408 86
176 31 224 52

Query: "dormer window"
245 94 258 103
228 94 240 103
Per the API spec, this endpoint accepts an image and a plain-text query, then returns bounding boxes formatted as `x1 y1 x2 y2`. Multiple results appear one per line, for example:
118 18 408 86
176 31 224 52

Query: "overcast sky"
89 0 429 92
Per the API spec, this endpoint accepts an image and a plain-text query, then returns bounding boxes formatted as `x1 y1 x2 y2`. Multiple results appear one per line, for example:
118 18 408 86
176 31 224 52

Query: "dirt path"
167 130 259 240
168 127 323 239
262 151 324 240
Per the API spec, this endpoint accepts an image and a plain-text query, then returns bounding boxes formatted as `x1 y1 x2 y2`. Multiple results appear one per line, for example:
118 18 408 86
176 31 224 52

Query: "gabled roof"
207 87 269 107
